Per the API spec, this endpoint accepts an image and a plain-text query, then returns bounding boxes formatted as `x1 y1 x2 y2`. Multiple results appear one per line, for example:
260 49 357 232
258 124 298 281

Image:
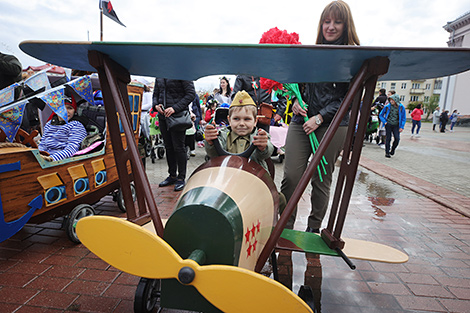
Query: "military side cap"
230 91 256 107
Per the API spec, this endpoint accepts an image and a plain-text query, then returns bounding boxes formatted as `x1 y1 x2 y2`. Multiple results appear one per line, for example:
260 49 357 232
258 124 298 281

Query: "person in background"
379 94 406 158
204 98 218 123
0 52 22 89
280 0 360 233
440 110 449 133
38 96 87 161
410 103 423 138
373 88 387 145
153 78 196 191
432 106 440 132
214 76 233 105
449 109 459 132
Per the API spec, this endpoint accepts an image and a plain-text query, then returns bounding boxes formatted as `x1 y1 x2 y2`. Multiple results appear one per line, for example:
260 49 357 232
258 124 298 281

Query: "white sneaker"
415 134 421 138
411 134 414 138
190 150 196 156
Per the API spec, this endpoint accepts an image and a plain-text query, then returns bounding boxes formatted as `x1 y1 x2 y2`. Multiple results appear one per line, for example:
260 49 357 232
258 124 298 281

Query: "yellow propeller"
76 216 312 313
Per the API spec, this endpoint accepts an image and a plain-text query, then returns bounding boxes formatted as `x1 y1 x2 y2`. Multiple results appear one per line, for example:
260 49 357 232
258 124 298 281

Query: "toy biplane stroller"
19 39 470 313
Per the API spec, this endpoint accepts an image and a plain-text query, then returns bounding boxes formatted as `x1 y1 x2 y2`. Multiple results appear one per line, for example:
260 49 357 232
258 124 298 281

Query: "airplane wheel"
157 147 165 159
298 285 316 312
134 278 161 313
117 183 136 213
65 204 95 243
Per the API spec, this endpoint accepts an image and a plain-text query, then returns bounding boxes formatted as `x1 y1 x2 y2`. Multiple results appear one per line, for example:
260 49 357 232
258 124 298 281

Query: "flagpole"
100 8 103 41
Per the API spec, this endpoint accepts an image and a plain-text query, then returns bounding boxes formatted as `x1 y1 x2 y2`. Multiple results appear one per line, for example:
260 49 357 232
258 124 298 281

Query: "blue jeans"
385 123 400 154
411 120 421 134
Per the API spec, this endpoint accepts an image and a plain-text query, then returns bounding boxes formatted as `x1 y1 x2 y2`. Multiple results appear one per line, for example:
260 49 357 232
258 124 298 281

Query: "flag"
24 70 51 92
0 99 27 143
0 83 19 107
100 0 126 27
39 87 68 123
67 76 94 105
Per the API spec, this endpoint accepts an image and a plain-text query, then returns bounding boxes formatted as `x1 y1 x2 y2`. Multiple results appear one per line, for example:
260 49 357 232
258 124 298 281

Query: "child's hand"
253 129 268 151
204 123 218 145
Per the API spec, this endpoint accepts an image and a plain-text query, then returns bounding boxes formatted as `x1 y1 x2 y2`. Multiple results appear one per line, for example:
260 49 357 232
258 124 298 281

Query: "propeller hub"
178 266 195 284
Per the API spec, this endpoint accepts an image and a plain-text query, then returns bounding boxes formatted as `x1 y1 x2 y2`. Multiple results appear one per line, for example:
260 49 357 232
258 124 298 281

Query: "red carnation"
259 27 302 92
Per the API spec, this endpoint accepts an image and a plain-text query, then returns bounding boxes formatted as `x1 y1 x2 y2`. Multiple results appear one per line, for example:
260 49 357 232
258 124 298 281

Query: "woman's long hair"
219 76 231 97
316 0 360 46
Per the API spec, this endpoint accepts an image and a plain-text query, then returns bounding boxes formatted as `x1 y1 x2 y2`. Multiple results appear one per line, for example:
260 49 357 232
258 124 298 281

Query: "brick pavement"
0 125 469 312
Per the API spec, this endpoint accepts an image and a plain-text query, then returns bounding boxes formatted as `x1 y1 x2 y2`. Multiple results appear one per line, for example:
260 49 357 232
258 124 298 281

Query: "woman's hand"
292 99 307 117
204 123 218 145
155 104 164 115
303 114 322 135
164 107 175 117
253 129 268 151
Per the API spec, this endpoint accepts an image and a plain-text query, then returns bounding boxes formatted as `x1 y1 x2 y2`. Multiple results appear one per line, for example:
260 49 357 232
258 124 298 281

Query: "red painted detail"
253 239 258 252
247 243 252 257
245 228 251 243
251 224 256 239
256 220 260 233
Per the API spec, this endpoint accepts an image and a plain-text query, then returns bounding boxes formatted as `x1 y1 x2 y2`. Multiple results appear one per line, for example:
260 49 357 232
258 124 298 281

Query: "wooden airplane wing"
277 229 408 264
19 40 470 83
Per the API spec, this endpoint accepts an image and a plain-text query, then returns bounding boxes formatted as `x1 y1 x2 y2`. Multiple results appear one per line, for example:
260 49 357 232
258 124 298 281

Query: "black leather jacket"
292 82 350 126
232 75 287 117
152 78 196 115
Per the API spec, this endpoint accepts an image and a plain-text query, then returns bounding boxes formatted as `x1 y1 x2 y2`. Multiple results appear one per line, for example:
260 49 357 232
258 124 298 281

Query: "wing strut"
88 51 164 236
256 56 390 272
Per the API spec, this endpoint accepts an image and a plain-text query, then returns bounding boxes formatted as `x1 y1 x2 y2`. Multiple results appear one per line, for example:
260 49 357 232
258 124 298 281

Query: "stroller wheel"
157 147 165 159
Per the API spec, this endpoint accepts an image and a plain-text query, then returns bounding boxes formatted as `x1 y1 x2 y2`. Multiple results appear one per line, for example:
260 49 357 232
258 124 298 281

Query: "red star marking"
252 239 258 252
245 228 251 243
246 244 252 257
251 224 256 238
256 220 261 233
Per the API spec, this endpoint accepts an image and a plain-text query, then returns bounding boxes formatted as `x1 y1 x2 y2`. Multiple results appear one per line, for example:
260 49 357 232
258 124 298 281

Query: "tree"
423 95 440 121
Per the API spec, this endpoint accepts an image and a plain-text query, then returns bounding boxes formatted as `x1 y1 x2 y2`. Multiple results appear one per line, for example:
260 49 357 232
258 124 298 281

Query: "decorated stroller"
365 107 379 143
148 109 165 163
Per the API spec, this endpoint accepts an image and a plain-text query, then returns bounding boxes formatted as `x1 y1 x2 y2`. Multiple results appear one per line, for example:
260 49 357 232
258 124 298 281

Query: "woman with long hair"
214 76 232 105
281 0 360 232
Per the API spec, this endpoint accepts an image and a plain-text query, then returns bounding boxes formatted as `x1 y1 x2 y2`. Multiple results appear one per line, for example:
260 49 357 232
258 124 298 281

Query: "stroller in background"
364 108 380 143
148 110 165 163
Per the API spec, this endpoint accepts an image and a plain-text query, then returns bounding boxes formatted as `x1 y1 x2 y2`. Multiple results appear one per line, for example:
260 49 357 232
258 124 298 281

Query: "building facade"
374 11 470 116
441 11 470 115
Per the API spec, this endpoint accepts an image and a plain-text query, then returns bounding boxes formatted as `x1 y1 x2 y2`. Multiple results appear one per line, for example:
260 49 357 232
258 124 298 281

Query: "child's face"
65 104 76 121
228 107 256 136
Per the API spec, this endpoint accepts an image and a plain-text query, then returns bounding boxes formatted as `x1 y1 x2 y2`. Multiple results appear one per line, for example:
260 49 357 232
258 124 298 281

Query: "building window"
401 83 407 89
410 95 419 102
424 96 430 103
434 80 442 90
411 83 421 89
391 83 396 90
381 82 386 89
425 83 431 90
400 95 405 102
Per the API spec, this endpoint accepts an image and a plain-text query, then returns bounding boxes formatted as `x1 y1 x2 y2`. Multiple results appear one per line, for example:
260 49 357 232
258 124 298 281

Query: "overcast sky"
1 0 469 91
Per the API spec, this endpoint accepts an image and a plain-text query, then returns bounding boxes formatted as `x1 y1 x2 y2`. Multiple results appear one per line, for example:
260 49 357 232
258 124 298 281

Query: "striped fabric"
38 120 87 161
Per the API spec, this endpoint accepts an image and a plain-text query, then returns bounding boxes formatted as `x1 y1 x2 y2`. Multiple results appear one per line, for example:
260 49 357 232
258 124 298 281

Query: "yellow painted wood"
195 265 312 313
77 216 313 313
67 164 87 180
36 173 62 189
76 216 182 279
91 158 105 172
342 237 409 263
